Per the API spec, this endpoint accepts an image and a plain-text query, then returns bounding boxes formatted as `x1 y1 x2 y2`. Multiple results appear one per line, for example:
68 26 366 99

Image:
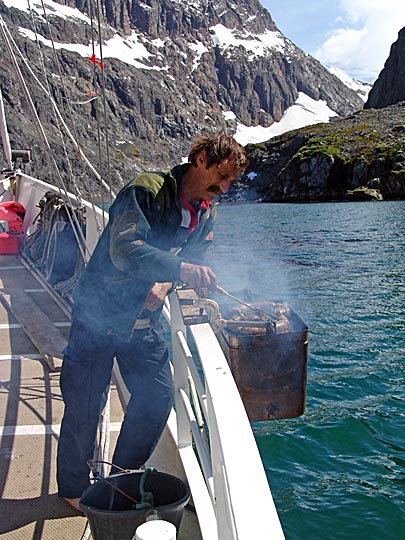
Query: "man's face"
188 153 241 203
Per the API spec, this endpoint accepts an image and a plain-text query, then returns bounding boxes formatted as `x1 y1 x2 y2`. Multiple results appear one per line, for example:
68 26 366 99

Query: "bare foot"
63 497 83 513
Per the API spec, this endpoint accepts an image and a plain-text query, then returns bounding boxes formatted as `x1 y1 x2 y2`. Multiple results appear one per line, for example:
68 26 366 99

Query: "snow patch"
188 41 208 71
234 92 338 146
210 23 286 59
17 27 166 71
152 39 166 48
4 0 91 24
326 66 372 102
222 111 237 121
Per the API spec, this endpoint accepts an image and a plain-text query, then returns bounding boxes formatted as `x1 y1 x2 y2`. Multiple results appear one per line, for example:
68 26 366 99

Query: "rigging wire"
30 0 83 206
95 0 114 206
0 87 12 169
0 17 116 199
1 1 120 259
0 15 89 262
33 0 114 226
33 0 108 237
36 0 109 212
94 0 114 202
89 0 107 228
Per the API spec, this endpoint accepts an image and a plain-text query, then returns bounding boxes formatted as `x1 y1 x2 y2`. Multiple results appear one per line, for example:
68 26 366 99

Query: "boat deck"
0 254 200 539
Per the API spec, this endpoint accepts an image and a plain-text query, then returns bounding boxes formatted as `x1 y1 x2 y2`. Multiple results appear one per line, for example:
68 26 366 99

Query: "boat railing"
164 292 285 540
8 172 108 249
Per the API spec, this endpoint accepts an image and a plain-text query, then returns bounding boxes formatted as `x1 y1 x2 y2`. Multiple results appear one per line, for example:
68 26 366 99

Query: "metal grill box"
215 302 308 422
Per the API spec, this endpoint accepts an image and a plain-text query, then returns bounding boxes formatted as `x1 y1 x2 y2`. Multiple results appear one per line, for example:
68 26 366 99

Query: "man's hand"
143 282 173 311
180 262 217 290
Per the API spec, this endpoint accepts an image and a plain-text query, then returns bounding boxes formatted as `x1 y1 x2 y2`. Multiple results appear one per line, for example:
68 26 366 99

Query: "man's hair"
188 131 248 172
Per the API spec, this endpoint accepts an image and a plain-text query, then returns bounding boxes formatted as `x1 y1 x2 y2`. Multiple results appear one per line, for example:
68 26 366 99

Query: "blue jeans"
56 311 174 499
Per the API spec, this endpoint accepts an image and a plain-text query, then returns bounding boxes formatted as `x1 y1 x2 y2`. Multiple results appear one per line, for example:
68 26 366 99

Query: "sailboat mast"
0 87 12 169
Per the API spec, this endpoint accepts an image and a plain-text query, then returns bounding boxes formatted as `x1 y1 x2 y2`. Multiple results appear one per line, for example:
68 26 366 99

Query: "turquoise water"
206 201 405 540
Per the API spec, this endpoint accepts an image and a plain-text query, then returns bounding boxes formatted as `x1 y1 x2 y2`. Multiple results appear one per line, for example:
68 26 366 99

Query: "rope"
0 19 90 264
88 0 115 229
0 16 116 201
89 2 106 230
22 193 62 266
85 462 156 511
0 87 12 168
63 95 99 105
137 468 155 510
21 192 86 299
29 0 83 207
95 0 114 208
27 0 109 236
54 254 85 300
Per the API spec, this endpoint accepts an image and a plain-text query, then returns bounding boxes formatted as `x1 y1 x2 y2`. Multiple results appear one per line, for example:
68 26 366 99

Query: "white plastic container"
134 519 176 540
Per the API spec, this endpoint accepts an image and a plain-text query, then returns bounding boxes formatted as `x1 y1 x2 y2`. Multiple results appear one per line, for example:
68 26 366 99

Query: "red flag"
89 53 104 69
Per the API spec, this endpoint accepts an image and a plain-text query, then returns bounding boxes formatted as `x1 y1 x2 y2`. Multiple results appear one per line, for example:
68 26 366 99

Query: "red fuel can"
0 201 26 255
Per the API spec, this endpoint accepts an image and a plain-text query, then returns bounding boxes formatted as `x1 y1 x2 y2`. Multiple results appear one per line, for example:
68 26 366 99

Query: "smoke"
206 204 294 307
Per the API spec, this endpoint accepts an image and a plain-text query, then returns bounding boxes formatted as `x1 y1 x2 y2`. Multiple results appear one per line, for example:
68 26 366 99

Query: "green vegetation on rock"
242 103 405 202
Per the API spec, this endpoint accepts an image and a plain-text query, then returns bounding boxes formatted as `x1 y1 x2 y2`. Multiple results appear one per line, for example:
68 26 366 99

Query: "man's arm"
109 184 182 283
109 181 218 304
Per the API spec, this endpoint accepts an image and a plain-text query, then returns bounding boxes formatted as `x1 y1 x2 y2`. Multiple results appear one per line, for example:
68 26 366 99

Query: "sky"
260 0 405 83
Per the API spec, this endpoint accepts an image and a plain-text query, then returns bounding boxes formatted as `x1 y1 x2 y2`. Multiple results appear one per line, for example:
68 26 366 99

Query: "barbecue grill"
200 294 309 422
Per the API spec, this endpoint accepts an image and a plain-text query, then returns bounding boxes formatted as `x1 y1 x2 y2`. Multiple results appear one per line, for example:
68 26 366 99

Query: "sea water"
206 200 405 540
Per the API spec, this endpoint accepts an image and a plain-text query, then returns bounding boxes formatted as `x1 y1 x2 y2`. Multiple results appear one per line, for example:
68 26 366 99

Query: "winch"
178 286 309 422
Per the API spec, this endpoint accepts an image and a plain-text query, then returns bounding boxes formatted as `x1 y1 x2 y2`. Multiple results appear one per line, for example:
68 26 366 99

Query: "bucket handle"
87 460 155 509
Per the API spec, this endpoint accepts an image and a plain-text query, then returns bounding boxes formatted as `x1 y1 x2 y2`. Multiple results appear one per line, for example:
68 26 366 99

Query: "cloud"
315 0 405 82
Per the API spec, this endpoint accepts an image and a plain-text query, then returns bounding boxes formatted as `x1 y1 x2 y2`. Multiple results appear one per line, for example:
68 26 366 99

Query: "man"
57 131 248 510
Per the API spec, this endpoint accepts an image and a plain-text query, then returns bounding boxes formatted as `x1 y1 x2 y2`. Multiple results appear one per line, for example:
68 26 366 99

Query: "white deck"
0 254 201 540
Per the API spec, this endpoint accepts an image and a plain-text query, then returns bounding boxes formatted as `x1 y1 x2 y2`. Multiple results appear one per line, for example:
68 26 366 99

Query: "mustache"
209 185 221 195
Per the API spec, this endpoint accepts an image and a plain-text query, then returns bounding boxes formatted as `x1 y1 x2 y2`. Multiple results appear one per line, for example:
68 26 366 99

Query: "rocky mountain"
0 0 363 197
233 102 405 203
230 27 405 204
365 27 405 110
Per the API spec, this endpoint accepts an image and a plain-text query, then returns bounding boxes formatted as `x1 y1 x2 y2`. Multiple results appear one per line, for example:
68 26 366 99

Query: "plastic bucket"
79 470 190 540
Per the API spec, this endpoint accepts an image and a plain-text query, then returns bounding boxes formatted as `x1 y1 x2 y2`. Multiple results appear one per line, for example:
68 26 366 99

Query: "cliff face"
232 103 405 203
0 0 363 195
365 27 405 110
226 27 405 204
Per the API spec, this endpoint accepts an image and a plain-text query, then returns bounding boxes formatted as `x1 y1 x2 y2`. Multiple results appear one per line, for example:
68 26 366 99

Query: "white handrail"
5 172 108 254
168 292 285 540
